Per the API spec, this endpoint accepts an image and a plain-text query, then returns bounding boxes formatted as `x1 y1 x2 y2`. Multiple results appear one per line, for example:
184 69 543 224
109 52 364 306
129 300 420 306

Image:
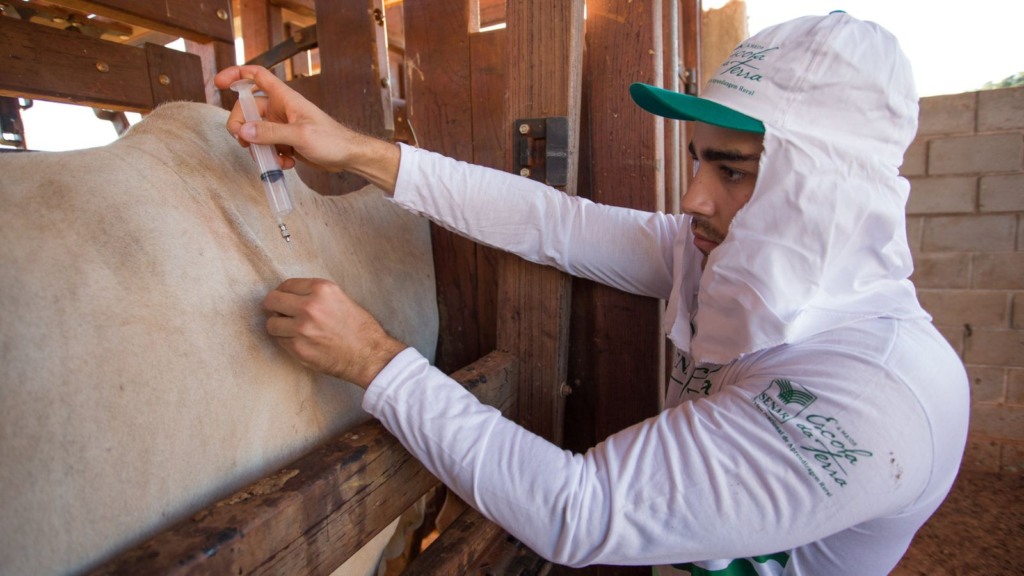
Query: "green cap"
629 83 765 134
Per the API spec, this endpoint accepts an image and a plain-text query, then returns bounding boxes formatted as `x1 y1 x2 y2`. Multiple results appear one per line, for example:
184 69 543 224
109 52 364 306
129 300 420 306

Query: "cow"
0 101 438 575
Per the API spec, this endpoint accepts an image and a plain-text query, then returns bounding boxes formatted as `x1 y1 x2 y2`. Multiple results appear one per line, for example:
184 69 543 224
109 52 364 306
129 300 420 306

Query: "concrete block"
900 139 927 177
964 328 1024 367
936 323 964 355
921 215 1016 253
973 252 1024 289
1007 368 1024 406
979 173 1024 212
967 365 1007 403
978 86 1024 132
910 252 970 289
960 436 1001 473
1015 293 1024 329
906 176 977 215
905 216 924 255
918 92 976 136
929 133 1024 175
918 289 1009 327
969 403 1024 440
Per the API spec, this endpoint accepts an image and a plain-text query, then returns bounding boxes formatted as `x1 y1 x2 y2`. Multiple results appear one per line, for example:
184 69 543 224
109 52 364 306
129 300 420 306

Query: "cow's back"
0 102 437 575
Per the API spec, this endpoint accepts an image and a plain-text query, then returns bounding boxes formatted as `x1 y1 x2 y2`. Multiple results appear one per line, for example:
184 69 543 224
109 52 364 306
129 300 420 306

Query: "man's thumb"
240 120 292 147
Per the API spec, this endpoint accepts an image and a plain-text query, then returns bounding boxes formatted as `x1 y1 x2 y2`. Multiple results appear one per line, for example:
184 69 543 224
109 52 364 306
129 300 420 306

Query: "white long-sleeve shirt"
362 144 969 575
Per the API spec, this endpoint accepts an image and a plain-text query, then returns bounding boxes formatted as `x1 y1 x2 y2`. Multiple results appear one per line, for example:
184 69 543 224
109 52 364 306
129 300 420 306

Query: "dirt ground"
891 470 1023 575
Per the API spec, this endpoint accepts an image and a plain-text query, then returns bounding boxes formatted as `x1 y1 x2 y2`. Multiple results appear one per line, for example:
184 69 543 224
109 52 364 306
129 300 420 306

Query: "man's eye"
719 166 745 182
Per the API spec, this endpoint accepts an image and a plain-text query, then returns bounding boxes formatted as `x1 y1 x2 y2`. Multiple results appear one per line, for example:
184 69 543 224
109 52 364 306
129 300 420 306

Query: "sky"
738 0 1023 97
14 0 1024 152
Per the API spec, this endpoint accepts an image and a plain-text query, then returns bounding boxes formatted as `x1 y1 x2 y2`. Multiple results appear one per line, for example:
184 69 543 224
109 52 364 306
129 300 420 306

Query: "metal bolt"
95 61 109 72
158 74 171 86
216 8 228 20
519 168 531 178
373 8 384 25
559 382 572 397
380 77 389 89
518 123 530 134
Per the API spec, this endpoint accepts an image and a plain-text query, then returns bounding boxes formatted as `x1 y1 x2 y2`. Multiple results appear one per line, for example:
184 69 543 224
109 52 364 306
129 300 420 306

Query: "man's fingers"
265 314 295 338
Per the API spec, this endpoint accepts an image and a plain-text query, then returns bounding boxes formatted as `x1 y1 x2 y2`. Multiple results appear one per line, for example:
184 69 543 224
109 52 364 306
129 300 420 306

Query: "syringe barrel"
260 167 293 218
230 78 294 218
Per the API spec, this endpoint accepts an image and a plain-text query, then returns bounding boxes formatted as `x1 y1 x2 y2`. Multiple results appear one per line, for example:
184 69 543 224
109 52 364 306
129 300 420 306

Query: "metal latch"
512 117 569 187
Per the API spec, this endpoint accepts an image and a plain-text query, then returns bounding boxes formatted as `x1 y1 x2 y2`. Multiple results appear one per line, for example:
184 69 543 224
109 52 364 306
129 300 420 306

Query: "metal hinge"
512 116 569 187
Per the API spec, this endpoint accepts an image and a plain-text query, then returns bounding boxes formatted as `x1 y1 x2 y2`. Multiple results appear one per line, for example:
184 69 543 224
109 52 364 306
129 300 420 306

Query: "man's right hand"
214 65 400 193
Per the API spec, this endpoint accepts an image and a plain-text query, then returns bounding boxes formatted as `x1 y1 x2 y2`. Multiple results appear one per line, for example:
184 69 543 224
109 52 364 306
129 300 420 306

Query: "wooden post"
499 0 585 444
404 0 487 374
313 0 392 195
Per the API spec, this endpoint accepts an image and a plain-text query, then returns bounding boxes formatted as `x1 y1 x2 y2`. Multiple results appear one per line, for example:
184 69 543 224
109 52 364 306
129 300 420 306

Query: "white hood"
665 13 929 364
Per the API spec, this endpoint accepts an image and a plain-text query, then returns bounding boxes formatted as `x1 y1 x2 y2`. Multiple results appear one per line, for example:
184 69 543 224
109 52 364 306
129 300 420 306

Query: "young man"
216 12 968 575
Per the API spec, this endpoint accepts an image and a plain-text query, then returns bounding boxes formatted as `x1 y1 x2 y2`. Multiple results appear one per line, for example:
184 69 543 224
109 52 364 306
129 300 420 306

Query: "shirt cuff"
361 346 425 415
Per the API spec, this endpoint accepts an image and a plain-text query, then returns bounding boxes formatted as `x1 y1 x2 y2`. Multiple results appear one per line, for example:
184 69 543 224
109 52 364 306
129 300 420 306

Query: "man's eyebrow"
687 141 761 163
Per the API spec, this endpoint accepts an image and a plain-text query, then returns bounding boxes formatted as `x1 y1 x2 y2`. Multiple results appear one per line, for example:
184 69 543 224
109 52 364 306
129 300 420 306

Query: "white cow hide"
0 102 438 575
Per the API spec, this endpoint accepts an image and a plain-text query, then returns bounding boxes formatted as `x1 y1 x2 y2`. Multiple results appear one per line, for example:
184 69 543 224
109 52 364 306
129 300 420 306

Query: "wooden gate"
0 1 700 573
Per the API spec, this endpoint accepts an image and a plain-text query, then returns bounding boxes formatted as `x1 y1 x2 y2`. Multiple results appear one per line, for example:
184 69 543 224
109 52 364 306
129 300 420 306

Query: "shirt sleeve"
362 345 933 568
390 143 681 300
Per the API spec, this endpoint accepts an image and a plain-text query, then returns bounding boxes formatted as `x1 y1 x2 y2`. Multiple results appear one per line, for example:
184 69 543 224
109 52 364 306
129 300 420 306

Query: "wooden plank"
240 0 274 62
54 0 234 43
184 39 238 108
562 0 663 461
0 16 154 110
468 28 507 365
498 0 584 444
144 43 206 105
315 0 390 195
88 351 519 576
404 0 479 373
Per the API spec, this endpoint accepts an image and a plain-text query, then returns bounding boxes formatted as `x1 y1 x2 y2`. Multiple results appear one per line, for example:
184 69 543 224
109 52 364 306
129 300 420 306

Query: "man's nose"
681 166 715 218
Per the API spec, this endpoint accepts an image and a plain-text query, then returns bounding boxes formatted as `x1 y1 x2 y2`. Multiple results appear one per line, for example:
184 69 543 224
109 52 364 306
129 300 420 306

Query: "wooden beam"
403 508 506 575
405 507 549 576
52 0 234 43
0 16 203 111
499 0 585 444
88 351 519 576
271 0 315 19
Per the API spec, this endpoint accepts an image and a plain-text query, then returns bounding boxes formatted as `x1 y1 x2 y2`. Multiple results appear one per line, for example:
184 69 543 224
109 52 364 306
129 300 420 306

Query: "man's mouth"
691 221 723 256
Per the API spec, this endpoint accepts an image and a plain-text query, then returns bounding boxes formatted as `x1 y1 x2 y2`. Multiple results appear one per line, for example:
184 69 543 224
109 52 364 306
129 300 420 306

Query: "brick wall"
902 85 1024 474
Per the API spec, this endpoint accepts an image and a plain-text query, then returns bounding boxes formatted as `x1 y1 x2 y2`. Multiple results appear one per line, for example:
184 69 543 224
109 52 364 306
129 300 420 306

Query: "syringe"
230 78 294 243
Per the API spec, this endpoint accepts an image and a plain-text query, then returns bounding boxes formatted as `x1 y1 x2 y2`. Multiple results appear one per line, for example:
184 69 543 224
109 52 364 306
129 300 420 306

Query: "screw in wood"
519 168 531 177
216 9 228 20
158 74 171 86
95 61 110 73
518 123 530 134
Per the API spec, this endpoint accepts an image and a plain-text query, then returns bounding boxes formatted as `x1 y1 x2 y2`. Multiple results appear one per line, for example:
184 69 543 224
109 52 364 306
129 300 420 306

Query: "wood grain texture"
498 0 585 445
55 0 234 43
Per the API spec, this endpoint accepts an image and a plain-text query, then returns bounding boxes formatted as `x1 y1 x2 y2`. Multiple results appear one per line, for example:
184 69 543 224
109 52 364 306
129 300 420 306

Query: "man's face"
684 122 764 269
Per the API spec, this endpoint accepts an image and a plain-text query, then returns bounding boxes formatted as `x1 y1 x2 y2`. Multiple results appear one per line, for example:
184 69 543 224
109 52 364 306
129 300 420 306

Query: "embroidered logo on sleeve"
751 379 874 497
754 378 817 422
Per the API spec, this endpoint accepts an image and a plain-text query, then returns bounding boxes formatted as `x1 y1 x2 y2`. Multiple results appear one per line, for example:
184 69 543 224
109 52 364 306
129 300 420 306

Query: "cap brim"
629 83 765 134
